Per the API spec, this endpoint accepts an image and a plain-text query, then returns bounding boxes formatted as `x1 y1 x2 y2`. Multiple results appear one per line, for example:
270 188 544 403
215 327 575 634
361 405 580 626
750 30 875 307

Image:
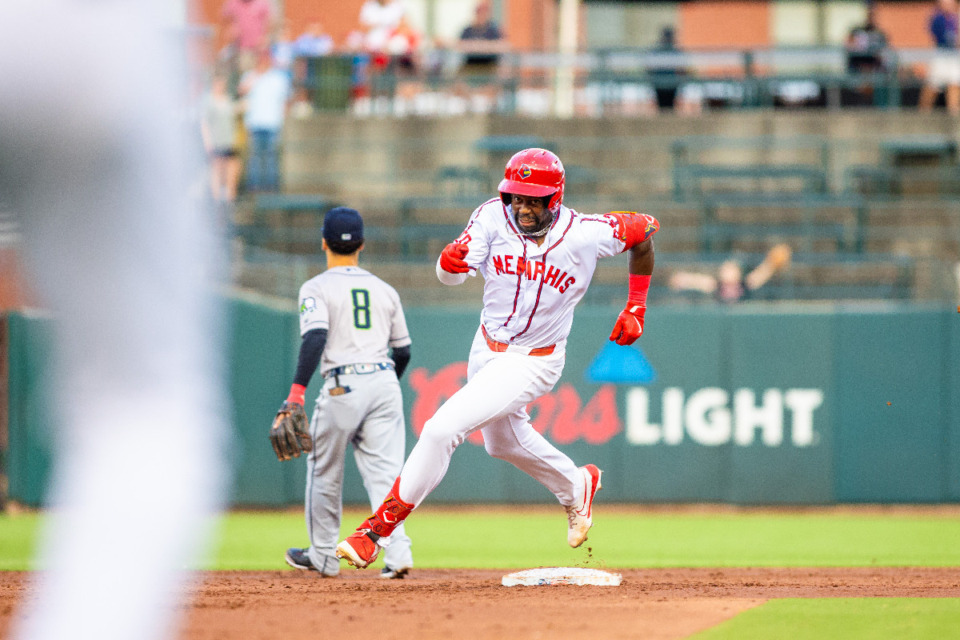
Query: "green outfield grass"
5 508 959 639
693 599 960 640
4 507 960 570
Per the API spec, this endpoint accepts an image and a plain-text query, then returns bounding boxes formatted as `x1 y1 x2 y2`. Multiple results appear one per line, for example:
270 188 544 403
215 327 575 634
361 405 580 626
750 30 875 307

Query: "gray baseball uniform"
298 265 413 574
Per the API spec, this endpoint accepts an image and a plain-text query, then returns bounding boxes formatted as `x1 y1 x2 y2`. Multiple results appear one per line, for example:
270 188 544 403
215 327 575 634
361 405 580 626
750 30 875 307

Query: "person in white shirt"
358 0 405 54
239 51 291 192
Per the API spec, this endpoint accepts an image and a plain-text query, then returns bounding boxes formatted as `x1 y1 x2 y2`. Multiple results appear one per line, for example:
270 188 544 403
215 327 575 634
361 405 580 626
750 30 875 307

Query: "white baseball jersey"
298 266 411 375
443 198 634 349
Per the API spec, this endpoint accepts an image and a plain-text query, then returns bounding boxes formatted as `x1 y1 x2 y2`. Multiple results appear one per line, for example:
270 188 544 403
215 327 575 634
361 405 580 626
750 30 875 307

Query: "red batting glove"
609 304 645 345
439 242 470 274
609 274 651 345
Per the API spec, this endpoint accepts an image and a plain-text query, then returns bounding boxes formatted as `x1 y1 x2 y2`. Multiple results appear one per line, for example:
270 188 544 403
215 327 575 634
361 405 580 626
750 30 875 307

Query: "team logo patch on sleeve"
299 297 317 315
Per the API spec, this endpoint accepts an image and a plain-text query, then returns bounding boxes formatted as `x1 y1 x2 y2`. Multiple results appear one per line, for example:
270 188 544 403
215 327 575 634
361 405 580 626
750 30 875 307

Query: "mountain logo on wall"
585 342 656 384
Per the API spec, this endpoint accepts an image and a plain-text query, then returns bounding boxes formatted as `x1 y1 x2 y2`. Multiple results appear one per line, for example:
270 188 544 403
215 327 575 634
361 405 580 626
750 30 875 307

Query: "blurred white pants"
0 3 229 640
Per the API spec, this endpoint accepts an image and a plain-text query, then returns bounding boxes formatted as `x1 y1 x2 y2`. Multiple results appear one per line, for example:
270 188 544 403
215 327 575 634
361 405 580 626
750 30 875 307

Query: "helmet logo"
518 164 532 179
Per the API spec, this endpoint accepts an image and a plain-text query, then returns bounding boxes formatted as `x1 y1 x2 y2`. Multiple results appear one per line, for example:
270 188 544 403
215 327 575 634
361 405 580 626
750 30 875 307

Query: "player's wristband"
287 384 306 406
627 274 651 308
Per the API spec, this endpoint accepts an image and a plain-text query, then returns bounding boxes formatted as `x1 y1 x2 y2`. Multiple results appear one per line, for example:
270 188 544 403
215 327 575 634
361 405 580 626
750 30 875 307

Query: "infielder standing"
270 206 414 578
336 148 658 569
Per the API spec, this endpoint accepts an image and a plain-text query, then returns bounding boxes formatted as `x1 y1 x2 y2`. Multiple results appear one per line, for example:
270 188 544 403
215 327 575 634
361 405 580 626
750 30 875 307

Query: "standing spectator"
201 74 242 206
239 51 291 192
221 0 274 75
919 0 960 114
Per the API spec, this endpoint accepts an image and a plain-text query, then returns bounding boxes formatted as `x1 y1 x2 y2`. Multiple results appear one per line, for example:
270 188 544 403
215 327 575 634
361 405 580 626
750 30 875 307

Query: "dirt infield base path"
3 568 959 640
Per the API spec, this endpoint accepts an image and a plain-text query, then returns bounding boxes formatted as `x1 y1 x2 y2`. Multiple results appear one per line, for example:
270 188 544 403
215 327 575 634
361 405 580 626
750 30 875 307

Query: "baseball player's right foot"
338 478 415 569
566 464 603 548
336 529 382 569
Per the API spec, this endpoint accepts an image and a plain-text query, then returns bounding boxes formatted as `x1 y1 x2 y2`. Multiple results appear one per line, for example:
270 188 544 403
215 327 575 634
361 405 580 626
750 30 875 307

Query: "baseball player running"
270 206 415 579
335 148 658 569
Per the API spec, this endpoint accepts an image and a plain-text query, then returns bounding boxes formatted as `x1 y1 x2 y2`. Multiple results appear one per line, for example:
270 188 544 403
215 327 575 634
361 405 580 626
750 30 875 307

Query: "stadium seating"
232 118 960 304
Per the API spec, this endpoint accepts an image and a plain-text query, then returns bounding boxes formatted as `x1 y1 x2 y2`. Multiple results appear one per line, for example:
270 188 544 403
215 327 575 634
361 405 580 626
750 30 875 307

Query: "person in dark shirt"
846 3 889 74
649 27 687 111
845 3 890 106
459 0 506 76
456 1 509 111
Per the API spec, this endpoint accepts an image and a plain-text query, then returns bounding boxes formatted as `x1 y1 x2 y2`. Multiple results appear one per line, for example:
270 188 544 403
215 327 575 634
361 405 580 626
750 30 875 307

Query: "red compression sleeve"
287 383 306 406
628 274 651 308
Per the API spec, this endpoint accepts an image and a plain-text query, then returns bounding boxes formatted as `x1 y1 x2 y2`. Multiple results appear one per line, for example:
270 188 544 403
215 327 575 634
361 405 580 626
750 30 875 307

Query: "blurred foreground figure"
0 3 228 640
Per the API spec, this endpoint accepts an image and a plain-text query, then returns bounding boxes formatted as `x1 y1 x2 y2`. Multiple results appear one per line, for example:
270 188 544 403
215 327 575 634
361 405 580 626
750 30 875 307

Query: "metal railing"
295 45 949 117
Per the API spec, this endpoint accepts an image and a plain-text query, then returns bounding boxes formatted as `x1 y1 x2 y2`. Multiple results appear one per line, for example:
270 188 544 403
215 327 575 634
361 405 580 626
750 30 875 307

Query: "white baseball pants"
398 327 581 508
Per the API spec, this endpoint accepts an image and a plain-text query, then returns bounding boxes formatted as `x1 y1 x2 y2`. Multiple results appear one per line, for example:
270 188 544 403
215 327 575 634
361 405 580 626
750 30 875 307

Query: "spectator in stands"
459 0 507 75
239 50 291 192
649 26 688 112
845 3 891 106
200 74 242 206
294 22 334 58
289 22 335 119
358 0 405 60
846 3 890 75
386 14 422 75
669 244 792 303
919 0 960 114
385 15 424 108
221 0 274 74
353 0 407 105
457 0 509 112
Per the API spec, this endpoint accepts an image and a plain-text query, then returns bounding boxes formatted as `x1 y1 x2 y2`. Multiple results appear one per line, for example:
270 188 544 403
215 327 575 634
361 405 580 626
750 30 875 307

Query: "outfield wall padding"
4 301 959 506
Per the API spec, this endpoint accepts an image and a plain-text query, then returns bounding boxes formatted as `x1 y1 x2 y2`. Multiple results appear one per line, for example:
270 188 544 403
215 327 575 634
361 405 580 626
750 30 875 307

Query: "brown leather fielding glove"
270 401 312 461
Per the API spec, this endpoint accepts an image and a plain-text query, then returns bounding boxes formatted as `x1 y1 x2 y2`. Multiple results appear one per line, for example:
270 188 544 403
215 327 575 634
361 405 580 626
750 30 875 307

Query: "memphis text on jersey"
490 254 576 294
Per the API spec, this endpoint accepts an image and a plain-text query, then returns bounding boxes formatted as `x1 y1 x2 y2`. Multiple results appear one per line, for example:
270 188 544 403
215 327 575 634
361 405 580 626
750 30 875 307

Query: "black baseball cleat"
285 547 316 570
285 547 339 577
380 565 411 579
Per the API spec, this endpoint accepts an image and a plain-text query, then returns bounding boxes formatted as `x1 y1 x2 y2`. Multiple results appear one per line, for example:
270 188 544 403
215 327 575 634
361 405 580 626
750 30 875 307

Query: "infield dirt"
2 567 959 639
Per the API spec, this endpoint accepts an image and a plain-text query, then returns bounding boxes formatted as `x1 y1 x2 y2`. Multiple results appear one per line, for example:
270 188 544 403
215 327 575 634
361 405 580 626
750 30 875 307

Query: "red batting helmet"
498 148 565 216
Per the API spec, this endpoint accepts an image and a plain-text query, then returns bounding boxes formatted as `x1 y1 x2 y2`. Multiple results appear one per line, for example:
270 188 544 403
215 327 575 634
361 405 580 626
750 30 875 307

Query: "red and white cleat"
566 464 602 548
336 529 382 569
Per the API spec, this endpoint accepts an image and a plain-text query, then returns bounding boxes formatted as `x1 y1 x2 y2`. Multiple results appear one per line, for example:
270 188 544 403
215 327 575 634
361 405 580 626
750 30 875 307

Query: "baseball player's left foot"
284 547 339 577
336 530 382 569
566 464 603 548
380 565 411 579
